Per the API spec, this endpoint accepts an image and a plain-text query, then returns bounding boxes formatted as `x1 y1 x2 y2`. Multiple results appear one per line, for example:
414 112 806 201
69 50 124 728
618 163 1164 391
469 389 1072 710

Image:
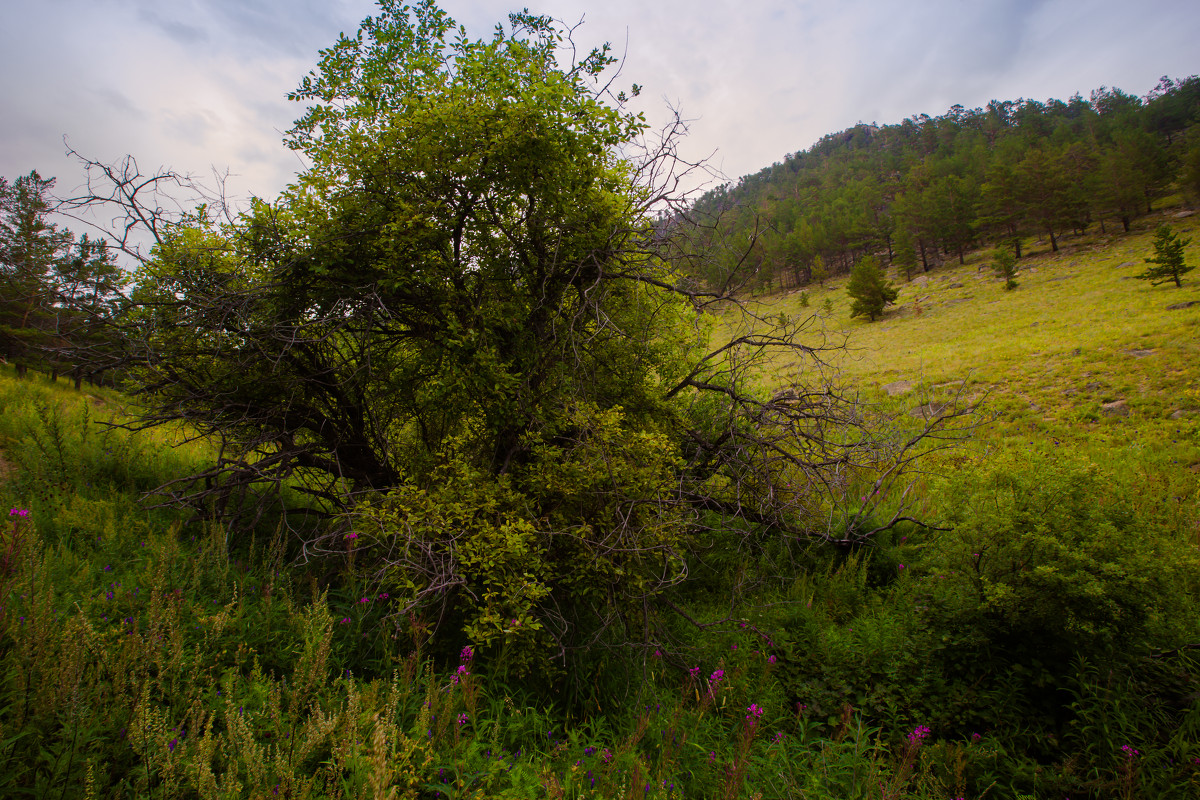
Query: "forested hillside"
680 76 1200 293
2 1 1199 796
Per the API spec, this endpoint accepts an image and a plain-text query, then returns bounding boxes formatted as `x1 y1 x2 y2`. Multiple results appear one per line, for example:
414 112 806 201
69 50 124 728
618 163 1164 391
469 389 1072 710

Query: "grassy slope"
1 210 1198 799
732 208 1200 536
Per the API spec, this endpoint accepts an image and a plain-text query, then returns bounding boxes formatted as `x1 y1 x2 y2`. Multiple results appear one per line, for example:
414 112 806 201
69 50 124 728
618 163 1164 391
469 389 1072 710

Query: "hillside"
1 207 1198 798
678 76 1200 297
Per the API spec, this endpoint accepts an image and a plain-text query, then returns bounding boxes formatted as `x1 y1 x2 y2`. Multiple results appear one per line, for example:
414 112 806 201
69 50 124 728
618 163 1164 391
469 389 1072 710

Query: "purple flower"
1121 744 1140 758
9 509 29 517
457 713 468 726
768 655 777 664
345 532 359 540
709 669 725 686
746 703 764 723
461 645 474 662
688 666 700 678
168 738 178 752
907 725 931 745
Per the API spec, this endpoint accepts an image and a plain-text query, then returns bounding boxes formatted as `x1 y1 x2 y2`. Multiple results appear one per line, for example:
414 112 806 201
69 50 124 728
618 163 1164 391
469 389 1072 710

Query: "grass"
0 209 1199 798
725 209 1200 538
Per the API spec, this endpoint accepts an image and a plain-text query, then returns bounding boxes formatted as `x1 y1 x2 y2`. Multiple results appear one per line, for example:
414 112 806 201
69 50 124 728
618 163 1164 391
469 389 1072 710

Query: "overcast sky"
2 0 1198 216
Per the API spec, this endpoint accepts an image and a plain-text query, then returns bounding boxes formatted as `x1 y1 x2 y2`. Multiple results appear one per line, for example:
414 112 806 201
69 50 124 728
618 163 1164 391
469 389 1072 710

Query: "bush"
846 256 898 322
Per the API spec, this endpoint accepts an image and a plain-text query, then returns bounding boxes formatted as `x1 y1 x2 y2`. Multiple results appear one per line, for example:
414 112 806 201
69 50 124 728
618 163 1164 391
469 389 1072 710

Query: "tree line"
680 76 1200 292
0 171 127 386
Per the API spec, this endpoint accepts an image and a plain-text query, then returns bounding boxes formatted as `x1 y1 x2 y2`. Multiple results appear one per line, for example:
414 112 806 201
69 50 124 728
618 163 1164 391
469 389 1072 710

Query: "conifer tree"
1136 224 1192 287
846 255 898 321
893 228 918 281
993 246 1019 290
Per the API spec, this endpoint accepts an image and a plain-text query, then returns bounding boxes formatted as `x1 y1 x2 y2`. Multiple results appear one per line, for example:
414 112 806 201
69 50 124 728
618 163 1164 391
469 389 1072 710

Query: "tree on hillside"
48 234 129 386
0 171 72 375
846 255 898 321
892 227 918 281
1136 224 1193 287
993 246 1018 290
68 0 974 670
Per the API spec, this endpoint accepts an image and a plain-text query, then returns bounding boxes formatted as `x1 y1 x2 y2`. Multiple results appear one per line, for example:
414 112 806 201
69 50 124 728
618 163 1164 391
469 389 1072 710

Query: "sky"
2 0 1198 225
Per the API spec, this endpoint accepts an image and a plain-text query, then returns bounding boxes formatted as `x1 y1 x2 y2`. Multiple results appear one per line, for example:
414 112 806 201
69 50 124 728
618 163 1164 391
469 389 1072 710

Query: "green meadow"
1 207 1198 799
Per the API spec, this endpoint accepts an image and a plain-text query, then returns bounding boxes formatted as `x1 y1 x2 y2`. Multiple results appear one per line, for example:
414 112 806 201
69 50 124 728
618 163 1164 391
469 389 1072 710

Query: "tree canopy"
69 0 972 670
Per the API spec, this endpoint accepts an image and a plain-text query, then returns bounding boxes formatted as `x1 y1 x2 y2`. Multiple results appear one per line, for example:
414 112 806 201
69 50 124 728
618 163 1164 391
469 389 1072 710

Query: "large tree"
73 0 970 669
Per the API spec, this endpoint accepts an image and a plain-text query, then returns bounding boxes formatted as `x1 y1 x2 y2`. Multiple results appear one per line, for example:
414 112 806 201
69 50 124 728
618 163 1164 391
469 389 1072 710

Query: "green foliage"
798 290 810 308
679 75 1200 294
810 254 829 286
893 228 919 281
1136 223 1193 287
993 246 1019 290
846 255 898 321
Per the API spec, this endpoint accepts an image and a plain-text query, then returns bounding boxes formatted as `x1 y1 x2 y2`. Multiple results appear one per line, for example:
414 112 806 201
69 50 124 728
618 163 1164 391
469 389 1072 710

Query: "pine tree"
893 228 918 281
846 255 898 321
993 246 1019 290
1136 224 1192 287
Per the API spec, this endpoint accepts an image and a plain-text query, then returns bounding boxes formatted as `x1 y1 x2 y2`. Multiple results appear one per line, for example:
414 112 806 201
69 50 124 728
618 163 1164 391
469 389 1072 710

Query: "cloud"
2 0 1197 215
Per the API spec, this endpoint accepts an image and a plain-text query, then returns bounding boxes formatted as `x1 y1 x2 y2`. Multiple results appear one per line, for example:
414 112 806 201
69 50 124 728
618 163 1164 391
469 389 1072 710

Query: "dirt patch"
0 450 12 487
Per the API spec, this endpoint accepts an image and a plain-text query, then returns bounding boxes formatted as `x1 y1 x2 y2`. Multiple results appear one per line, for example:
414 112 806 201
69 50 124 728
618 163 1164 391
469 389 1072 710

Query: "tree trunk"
1048 227 1058 252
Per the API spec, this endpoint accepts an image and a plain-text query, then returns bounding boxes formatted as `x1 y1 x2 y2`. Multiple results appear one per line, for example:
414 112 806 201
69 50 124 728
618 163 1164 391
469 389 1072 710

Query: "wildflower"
971 732 982 741
898 564 905 571
1121 744 1140 758
688 666 700 678
456 664 469 676
768 655 777 664
378 592 389 599
709 669 725 685
745 704 764 724
340 617 351 624
345 532 359 540
359 597 370 603
731 644 737 650
168 738 178 752
457 713 468 726
460 645 474 662
773 731 785 743
708 751 717 764
9 508 29 517
907 725 931 745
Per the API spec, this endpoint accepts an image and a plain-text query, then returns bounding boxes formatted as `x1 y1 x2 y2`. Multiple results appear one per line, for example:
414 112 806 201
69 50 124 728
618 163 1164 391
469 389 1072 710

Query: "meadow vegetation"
1 209 1198 798
1 1 1198 797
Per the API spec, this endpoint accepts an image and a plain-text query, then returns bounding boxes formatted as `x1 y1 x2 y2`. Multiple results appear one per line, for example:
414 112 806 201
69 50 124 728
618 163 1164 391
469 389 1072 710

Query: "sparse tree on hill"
893 227 918 281
1136 224 1193 287
993 246 1019 290
846 255 898 321
810 254 828 286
